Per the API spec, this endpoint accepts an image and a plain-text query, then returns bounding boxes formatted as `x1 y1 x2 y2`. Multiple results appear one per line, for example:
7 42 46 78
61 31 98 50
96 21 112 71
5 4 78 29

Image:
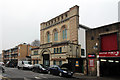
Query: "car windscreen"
40 64 47 68
24 61 31 64
60 67 68 70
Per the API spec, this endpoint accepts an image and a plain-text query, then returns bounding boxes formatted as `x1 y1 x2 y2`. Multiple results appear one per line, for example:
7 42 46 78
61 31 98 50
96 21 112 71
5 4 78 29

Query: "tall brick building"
31 5 89 74
86 22 120 76
2 43 36 67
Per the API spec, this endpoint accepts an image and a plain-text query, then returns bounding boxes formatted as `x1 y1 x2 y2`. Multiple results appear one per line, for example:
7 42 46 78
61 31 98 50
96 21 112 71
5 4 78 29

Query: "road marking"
35 76 41 79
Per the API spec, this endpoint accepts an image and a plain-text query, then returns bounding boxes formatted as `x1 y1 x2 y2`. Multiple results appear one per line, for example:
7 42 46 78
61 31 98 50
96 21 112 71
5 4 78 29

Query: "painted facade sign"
99 51 120 57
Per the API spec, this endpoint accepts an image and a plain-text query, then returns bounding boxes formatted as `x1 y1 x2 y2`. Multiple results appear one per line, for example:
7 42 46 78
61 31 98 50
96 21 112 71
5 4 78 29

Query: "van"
18 61 33 70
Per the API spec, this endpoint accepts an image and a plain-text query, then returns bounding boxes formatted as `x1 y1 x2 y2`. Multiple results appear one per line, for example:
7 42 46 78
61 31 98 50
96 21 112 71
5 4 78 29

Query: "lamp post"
93 43 100 77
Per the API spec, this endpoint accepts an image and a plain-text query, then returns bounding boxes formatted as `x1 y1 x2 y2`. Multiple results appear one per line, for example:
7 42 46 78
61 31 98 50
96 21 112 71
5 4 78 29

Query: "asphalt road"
1 67 120 80
1 67 77 80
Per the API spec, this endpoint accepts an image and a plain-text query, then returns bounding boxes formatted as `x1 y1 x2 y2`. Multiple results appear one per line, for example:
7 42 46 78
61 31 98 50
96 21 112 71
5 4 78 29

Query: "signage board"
88 54 96 58
89 59 94 67
75 61 79 67
99 51 120 57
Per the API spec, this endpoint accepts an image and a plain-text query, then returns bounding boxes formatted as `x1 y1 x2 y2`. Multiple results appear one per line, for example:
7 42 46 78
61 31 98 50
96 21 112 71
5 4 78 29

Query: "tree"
31 40 40 47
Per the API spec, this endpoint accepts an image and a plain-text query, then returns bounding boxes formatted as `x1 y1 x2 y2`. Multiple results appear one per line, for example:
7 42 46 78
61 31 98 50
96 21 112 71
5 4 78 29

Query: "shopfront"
99 51 120 77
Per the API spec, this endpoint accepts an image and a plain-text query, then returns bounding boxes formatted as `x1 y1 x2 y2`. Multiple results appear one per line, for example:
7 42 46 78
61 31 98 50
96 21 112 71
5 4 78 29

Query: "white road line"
35 76 41 79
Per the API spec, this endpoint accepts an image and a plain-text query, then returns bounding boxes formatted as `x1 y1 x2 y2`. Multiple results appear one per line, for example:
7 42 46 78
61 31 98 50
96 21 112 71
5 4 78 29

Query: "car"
32 64 48 73
0 62 4 66
18 61 33 70
0 65 5 73
48 65 73 77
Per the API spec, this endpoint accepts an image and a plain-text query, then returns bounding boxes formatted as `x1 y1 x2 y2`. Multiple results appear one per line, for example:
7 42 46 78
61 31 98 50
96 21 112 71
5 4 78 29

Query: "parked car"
0 65 5 73
32 64 48 73
0 62 4 66
5 61 16 67
18 61 33 70
48 65 73 77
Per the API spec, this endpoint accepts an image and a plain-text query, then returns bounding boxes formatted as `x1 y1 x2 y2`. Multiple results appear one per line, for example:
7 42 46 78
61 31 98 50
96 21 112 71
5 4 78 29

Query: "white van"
18 61 33 70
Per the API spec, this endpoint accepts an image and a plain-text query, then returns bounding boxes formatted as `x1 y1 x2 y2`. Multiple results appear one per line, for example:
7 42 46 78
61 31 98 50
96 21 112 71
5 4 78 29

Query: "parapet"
40 5 79 30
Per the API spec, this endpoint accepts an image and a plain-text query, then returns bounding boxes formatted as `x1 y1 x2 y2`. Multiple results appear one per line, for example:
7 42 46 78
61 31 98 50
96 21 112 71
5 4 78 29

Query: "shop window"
53 60 56 65
59 61 62 66
33 60 35 64
36 60 38 64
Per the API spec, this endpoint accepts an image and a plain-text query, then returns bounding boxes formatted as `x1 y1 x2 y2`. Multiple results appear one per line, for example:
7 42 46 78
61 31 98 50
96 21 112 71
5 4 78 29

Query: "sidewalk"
73 73 99 80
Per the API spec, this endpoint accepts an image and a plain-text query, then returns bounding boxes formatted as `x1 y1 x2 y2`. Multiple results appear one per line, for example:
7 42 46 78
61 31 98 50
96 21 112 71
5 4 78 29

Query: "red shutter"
101 33 118 51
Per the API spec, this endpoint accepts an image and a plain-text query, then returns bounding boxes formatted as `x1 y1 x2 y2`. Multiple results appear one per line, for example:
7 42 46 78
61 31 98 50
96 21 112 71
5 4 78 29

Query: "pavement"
73 73 98 80
73 73 120 80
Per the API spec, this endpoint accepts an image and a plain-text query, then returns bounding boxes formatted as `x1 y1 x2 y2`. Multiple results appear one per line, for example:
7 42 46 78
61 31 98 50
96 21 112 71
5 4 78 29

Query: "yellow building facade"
31 5 87 74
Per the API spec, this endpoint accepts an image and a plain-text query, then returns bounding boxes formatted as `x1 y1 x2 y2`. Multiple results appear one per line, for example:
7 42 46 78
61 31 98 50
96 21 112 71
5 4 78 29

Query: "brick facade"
86 22 120 76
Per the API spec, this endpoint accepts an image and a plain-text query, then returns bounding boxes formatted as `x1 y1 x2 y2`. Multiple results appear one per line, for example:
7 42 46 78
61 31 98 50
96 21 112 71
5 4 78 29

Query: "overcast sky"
0 0 120 53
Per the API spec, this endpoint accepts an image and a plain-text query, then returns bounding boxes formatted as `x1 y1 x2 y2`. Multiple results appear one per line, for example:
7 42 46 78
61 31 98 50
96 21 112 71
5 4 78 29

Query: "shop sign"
88 54 96 58
75 61 79 67
89 59 94 67
99 51 120 57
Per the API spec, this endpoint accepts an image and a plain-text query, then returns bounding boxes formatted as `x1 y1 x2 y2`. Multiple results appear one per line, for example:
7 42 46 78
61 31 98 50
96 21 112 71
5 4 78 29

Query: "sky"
0 0 120 53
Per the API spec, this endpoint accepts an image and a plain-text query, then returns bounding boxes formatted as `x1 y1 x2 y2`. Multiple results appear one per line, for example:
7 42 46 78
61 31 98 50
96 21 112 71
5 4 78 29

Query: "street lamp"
93 43 100 77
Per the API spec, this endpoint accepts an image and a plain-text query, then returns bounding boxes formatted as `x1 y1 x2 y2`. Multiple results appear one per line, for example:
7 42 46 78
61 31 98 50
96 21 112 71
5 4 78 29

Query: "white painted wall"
78 27 86 58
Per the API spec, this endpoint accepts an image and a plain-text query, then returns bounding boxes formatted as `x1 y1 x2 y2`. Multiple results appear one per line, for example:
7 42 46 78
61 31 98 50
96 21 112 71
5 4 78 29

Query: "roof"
90 22 120 30
79 24 91 30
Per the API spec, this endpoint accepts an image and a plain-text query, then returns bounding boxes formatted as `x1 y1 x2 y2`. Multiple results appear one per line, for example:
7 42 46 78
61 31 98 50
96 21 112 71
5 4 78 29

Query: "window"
57 48 59 53
54 30 58 41
62 28 67 39
34 51 38 55
36 60 38 64
60 47 62 53
54 48 56 53
54 47 62 54
47 32 50 42
81 49 85 56
33 60 35 64
59 61 62 66
91 36 94 40
53 60 56 65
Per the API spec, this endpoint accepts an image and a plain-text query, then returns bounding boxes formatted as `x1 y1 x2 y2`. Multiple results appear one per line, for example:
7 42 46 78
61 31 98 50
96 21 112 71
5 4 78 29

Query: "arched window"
54 30 58 41
62 28 67 39
47 32 50 42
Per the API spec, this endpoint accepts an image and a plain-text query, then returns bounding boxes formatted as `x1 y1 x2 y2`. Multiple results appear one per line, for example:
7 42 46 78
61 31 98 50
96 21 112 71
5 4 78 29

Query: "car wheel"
18 66 20 69
32 68 35 72
59 72 62 77
48 71 51 74
39 70 42 73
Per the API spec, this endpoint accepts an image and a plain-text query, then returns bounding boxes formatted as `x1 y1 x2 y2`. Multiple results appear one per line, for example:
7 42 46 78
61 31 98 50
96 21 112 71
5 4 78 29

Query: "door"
43 54 50 67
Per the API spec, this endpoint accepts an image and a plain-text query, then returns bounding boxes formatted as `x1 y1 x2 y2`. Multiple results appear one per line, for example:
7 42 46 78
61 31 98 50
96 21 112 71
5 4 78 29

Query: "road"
1 67 120 80
1 67 78 80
